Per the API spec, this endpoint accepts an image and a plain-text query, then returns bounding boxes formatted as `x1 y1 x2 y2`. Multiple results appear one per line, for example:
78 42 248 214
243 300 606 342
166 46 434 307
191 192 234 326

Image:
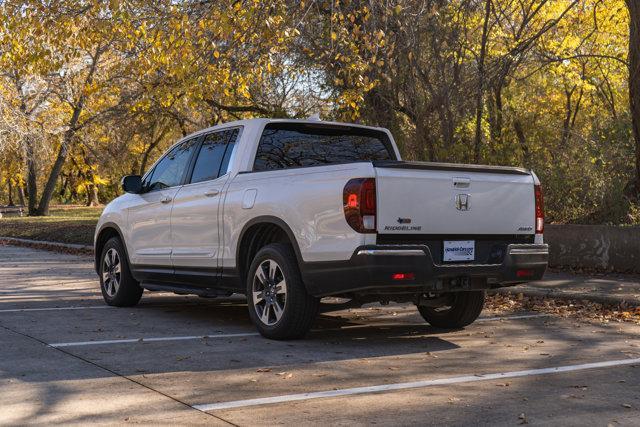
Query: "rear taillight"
534 184 544 234
343 178 376 233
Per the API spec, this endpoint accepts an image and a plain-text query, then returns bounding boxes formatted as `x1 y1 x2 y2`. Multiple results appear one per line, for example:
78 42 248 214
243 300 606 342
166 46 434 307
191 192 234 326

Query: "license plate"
443 240 475 262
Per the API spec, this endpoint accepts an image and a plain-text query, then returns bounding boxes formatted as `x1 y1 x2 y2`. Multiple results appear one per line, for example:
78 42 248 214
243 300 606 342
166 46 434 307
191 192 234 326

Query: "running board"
141 282 233 298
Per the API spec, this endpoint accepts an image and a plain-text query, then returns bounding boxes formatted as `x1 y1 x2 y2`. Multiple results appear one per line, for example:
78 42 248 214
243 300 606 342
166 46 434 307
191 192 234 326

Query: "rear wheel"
99 237 143 307
417 291 485 329
246 243 319 340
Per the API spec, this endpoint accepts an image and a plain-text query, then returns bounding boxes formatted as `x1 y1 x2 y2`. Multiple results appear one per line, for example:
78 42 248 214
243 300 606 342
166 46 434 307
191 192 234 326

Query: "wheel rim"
252 259 287 326
102 248 121 297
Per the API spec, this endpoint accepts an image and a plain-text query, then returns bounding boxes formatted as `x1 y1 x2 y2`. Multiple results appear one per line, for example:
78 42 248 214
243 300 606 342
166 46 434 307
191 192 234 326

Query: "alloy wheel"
252 259 287 326
102 248 121 297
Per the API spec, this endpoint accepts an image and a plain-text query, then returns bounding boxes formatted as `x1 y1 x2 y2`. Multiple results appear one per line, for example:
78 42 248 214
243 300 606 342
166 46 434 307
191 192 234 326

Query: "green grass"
0 205 103 246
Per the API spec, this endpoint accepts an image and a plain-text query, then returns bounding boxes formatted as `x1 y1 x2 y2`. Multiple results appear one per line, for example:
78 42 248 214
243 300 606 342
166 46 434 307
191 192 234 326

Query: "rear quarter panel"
221 163 376 268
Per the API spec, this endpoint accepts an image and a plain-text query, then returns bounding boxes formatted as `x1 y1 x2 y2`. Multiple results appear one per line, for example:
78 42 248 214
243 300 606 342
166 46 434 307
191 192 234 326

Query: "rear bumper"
301 244 548 297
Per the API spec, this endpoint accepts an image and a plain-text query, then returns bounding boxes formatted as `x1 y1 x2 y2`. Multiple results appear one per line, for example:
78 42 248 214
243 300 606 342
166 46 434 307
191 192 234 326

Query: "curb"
489 287 640 307
0 237 93 255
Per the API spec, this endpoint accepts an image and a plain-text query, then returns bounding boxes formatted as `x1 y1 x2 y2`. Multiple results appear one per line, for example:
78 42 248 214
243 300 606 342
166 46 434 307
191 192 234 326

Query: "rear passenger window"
189 128 240 184
253 123 395 172
219 128 239 175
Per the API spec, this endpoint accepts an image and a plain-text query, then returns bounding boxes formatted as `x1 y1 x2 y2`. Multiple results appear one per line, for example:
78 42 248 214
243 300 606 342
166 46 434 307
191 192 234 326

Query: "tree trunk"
18 185 26 207
627 0 640 194
35 134 70 216
514 119 529 167
7 179 14 206
490 84 504 145
87 184 100 206
34 46 101 216
24 136 38 215
86 168 100 207
561 86 575 146
139 120 170 175
473 0 492 163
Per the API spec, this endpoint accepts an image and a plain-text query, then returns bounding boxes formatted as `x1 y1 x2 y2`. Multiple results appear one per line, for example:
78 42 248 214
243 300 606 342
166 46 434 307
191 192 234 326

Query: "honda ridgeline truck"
95 118 548 339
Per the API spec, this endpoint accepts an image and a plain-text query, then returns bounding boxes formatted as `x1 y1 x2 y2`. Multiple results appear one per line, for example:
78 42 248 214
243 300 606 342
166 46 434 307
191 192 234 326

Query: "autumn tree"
626 0 640 193
0 0 635 223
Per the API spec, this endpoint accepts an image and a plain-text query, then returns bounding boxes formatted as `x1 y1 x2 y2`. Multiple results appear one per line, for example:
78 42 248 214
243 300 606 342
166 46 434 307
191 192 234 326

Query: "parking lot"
1 244 639 425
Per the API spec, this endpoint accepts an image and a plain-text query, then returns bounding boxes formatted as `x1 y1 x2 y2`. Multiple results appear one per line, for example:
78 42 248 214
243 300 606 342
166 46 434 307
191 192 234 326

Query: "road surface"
1 245 639 425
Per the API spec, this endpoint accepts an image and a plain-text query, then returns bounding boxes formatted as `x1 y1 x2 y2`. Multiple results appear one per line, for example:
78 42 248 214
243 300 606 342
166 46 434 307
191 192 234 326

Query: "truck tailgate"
374 161 535 236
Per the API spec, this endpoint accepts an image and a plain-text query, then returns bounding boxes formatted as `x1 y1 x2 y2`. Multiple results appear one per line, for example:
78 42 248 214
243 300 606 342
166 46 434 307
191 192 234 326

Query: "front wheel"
99 237 143 307
246 243 319 340
417 291 485 329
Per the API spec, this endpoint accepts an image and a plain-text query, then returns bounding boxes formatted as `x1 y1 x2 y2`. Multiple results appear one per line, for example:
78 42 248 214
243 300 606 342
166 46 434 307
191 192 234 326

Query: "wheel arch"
236 216 305 288
94 222 130 274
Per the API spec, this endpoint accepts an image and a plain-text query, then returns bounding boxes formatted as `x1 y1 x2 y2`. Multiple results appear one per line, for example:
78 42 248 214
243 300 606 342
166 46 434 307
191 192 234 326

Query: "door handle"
160 196 172 204
204 189 220 197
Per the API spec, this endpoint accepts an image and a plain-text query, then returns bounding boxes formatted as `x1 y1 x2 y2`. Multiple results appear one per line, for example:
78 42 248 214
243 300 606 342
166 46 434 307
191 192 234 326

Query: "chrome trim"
356 249 426 256
508 248 549 255
437 263 501 268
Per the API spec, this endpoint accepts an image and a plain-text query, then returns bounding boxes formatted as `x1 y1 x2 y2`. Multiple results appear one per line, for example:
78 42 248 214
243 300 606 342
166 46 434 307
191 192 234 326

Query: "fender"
94 222 131 274
235 215 305 273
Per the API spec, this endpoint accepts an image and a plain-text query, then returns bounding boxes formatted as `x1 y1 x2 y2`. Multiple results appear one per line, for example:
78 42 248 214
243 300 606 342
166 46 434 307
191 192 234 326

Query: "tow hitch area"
442 276 471 290
436 276 496 291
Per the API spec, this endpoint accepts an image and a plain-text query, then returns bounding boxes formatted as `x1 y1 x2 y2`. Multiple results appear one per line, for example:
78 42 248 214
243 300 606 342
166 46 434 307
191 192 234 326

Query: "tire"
417 290 485 329
99 237 143 307
246 243 319 340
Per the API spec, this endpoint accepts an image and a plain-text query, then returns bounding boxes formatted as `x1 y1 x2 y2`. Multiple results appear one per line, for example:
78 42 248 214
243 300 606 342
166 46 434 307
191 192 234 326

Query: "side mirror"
121 175 142 194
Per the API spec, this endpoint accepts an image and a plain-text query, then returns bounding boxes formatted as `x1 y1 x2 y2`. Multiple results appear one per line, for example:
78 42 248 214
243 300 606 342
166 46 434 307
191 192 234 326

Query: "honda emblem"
455 194 470 211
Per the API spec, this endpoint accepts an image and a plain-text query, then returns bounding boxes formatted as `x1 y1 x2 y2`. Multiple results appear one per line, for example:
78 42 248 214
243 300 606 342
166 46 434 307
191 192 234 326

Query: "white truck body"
95 118 548 337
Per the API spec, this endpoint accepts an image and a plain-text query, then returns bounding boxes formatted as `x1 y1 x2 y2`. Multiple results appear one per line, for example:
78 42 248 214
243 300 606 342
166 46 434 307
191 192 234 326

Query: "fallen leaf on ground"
485 294 640 325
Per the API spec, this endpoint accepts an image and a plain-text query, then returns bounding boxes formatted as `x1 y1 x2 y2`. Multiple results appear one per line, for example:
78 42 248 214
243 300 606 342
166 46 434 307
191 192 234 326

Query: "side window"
189 128 240 184
146 138 198 191
219 128 239 176
141 166 155 189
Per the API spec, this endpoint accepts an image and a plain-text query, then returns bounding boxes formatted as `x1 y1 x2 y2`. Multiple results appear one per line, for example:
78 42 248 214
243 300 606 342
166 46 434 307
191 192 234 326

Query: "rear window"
253 123 395 172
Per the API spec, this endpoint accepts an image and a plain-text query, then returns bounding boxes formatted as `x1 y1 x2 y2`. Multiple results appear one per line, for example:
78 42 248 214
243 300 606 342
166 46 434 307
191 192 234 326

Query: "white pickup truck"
95 118 548 339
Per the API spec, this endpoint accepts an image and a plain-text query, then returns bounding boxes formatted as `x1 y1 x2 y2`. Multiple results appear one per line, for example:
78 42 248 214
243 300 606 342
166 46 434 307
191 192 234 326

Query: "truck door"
169 128 239 283
127 138 199 267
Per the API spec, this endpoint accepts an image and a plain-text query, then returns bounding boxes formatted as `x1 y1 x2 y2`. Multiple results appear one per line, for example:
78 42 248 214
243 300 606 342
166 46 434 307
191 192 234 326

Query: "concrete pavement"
496 270 640 305
1 244 639 425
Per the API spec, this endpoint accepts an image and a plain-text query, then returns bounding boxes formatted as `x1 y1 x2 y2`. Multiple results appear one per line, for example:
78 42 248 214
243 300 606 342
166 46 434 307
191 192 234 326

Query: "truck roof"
177 118 387 143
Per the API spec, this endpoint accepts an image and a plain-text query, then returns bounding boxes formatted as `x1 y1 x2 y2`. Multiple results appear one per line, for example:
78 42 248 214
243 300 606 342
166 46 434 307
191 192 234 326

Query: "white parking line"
329 313 551 331
193 357 640 412
49 332 259 347
46 313 552 348
477 313 550 322
0 306 111 313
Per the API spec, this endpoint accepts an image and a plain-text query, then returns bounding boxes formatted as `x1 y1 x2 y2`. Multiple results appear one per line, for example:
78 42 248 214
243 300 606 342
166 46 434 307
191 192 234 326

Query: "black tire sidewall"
418 290 485 329
246 243 318 339
99 237 142 307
